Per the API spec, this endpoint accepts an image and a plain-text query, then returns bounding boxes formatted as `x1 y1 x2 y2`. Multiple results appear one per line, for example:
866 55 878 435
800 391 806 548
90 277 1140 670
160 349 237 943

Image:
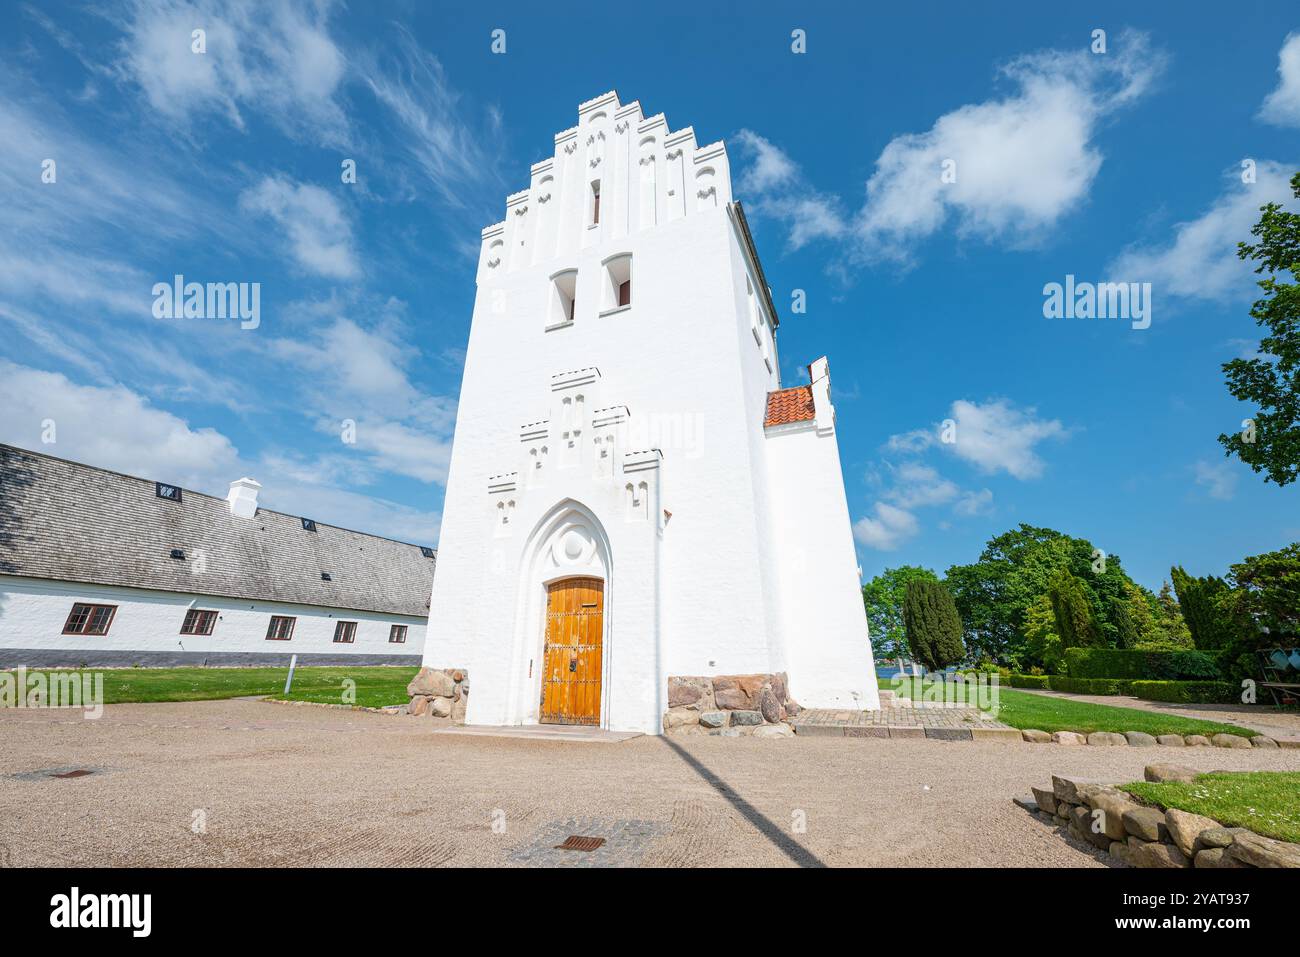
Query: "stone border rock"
1015 764 1300 868
664 673 798 737
1018 728 1288 748
406 667 469 723
260 697 405 715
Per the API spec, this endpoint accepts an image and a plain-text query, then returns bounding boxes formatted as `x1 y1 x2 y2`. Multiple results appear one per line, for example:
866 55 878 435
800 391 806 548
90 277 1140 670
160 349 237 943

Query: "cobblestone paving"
792 708 1010 729
790 707 1014 740
506 816 667 867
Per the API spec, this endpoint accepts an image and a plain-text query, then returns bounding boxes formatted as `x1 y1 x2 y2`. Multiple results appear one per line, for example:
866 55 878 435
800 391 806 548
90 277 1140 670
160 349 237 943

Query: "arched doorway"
539 576 604 725
508 500 613 728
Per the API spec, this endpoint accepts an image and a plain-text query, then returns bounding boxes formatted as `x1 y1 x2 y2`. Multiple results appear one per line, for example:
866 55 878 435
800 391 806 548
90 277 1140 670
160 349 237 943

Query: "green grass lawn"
15 666 419 710
1121 772 1300 843
882 676 1252 737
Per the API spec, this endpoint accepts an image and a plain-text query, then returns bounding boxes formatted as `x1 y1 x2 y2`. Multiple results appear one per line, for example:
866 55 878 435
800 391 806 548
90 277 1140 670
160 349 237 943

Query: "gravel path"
3 699 1298 868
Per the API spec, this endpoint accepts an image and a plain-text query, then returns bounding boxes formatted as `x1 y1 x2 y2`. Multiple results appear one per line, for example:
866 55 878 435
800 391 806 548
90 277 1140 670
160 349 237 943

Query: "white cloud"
883 399 1066 480
884 462 959 508
734 130 797 194
954 488 994 516
857 32 1162 260
113 0 347 141
736 32 1163 264
356 28 501 209
1259 32 1300 127
1193 459 1237 501
732 130 848 251
239 176 359 279
266 315 457 484
854 461 994 552
940 398 1066 479
853 502 919 551
0 360 240 490
0 359 443 543
1108 161 1296 301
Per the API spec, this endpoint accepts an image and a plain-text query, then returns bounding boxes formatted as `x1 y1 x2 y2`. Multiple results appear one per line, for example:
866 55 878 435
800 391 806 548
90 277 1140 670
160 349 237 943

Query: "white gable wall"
427 92 877 732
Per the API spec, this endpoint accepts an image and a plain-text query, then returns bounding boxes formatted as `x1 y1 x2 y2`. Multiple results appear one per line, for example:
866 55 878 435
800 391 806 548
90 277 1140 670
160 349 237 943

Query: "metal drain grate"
50 769 94 779
554 835 606 852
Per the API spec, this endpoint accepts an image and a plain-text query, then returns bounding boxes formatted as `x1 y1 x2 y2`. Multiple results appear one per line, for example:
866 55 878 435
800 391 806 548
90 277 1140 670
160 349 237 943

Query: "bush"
1008 673 1051 689
1047 676 1134 695
1130 680 1240 704
1063 648 1224 680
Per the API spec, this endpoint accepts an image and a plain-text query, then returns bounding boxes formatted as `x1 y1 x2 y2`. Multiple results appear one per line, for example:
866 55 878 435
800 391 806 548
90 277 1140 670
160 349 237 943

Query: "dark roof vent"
301 518 317 532
320 572 332 582
420 546 434 559
156 482 182 502
169 549 185 560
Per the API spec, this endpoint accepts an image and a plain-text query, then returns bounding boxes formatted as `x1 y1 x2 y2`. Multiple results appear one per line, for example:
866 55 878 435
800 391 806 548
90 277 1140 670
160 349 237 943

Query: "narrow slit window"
602 254 632 313
549 269 578 327
590 181 601 225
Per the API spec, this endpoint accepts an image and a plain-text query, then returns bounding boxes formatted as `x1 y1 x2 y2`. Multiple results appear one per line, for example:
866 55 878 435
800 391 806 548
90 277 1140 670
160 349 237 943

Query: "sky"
0 0 1296 591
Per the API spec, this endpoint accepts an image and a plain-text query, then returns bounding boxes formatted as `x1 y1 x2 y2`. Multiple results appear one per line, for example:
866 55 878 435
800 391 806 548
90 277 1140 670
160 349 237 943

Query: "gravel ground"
3 699 1298 868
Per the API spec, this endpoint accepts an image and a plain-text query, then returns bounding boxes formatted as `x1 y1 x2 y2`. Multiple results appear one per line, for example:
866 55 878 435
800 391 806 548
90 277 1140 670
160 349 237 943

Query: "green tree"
902 578 966 671
945 524 1141 663
1022 594 1063 672
1122 580 1160 645
862 566 940 660
1171 566 1236 649
1229 542 1300 637
1048 569 1103 649
1110 596 1138 649
1150 581 1194 648
1217 171 1300 485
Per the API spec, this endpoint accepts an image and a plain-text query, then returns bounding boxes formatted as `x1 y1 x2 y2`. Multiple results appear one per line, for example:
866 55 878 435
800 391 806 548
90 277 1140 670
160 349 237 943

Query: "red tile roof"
763 385 815 427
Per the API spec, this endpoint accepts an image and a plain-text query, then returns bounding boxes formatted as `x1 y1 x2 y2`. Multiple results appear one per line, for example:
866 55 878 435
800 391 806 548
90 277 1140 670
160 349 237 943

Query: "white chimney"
227 477 261 519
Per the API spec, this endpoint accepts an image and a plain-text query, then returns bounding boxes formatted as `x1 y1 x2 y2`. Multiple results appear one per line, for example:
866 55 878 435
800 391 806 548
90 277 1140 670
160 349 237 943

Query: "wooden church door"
540 577 604 725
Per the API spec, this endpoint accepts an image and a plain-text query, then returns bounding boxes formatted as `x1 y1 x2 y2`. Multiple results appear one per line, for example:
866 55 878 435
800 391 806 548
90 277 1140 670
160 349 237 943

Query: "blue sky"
1 1 1296 590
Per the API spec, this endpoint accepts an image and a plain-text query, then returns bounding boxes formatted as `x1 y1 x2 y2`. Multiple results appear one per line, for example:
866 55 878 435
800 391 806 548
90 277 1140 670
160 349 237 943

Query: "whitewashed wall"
0 575 426 666
764 361 880 710
426 92 877 733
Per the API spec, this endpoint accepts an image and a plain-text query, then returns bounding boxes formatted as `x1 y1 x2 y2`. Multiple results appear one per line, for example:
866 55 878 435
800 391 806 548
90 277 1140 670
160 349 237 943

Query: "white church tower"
422 91 878 734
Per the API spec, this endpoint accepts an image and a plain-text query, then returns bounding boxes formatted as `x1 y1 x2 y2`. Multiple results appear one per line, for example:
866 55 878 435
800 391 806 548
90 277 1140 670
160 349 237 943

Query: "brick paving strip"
790 707 1020 742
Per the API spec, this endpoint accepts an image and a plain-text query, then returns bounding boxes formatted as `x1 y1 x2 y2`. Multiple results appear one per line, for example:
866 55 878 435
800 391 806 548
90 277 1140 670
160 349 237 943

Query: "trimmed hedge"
1005 674 1238 704
1129 680 1240 705
1047 676 1135 695
1008 673 1051 689
1063 648 1224 681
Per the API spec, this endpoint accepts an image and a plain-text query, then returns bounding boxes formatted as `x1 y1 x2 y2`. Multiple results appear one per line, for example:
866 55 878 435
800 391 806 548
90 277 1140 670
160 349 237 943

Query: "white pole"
284 654 298 695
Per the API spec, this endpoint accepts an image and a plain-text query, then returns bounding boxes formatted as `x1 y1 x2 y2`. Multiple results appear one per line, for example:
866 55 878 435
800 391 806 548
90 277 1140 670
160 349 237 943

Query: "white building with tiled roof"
423 91 877 734
0 444 434 667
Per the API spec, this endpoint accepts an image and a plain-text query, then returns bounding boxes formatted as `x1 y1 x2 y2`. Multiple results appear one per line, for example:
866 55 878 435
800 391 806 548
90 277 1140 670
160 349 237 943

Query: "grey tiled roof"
0 444 435 617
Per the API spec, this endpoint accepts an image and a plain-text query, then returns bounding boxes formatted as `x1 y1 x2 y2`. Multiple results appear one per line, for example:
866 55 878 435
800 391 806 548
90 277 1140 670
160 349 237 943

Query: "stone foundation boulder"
407 668 469 723
662 672 800 735
408 668 456 699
